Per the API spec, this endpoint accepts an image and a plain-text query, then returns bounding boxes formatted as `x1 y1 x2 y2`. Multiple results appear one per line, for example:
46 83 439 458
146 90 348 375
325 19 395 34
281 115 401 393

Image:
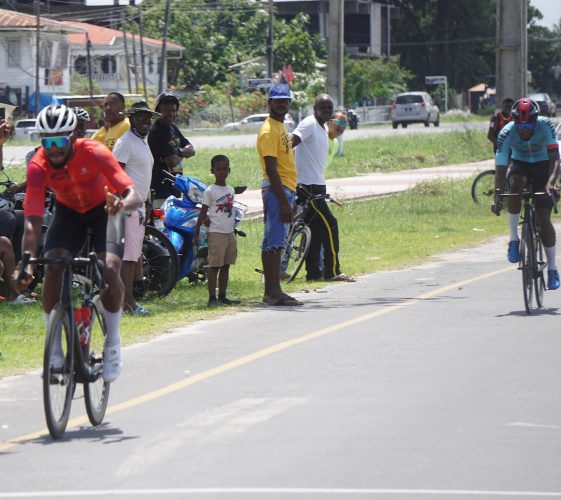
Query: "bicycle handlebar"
493 188 559 215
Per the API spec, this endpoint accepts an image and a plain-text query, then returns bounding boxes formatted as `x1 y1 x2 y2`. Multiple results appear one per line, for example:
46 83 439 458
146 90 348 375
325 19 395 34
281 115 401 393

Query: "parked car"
223 113 295 132
12 119 38 140
391 92 440 129
528 93 556 117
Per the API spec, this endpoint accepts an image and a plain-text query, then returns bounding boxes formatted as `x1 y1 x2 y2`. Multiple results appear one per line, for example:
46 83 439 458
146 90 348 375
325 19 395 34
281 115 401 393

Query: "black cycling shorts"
507 159 553 209
44 201 125 258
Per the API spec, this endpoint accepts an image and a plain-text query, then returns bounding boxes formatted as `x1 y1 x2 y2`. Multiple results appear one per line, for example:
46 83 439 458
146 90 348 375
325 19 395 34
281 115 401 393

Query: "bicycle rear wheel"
282 224 312 283
43 304 74 439
534 235 545 308
471 170 509 209
142 226 179 299
83 295 110 426
520 224 535 314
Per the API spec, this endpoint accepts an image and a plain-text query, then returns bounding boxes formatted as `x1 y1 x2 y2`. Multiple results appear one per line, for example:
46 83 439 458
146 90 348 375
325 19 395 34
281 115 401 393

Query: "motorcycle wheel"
142 226 179 299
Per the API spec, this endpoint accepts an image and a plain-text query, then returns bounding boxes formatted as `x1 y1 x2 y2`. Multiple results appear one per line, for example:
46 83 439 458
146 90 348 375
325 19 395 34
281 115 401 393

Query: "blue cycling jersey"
495 116 558 166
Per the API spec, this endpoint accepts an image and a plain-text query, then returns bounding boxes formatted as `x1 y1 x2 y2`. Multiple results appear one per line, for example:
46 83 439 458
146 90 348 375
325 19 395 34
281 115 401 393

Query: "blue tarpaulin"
27 93 61 113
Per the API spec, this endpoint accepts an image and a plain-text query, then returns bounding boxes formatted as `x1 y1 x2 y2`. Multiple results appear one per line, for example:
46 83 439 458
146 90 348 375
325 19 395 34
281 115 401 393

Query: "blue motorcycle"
157 174 247 284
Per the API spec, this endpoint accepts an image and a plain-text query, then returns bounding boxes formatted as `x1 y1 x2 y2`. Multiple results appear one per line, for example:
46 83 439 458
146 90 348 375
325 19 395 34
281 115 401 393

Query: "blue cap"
269 84 292 100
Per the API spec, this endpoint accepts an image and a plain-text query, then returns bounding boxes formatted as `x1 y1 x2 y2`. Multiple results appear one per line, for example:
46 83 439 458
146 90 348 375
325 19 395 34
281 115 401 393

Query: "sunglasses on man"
41 134 72 149
332 118 348 127
515 122 536 131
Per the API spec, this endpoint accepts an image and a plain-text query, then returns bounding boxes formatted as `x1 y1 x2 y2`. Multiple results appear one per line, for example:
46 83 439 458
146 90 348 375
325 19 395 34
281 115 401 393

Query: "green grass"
3 129 491 190
0 176 515 377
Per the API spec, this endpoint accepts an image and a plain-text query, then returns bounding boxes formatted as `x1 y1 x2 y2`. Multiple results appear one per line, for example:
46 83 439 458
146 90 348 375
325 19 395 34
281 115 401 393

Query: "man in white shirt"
291 95 354 282
113 101 159 315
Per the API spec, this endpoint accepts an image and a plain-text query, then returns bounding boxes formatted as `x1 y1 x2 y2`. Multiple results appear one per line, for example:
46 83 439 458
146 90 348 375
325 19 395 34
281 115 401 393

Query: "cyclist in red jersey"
16 104 142 382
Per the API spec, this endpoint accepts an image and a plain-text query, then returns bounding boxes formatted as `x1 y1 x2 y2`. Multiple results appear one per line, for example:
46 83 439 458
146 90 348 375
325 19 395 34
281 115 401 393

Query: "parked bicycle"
493 188 558 314
19 248 111 439
471 169 509 208
280 184 342 283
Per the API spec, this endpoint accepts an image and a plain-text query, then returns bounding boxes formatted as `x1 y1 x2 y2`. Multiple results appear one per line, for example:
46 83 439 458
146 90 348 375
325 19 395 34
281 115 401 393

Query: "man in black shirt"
148 92 195 206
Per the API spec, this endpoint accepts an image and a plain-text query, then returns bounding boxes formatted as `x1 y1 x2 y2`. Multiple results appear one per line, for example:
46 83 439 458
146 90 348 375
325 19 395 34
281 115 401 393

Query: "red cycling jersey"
24 138 134 218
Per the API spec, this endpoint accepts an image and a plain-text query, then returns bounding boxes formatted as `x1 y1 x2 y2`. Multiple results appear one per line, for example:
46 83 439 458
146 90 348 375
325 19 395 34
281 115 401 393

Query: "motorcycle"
160 173 247 285
347 106 359 129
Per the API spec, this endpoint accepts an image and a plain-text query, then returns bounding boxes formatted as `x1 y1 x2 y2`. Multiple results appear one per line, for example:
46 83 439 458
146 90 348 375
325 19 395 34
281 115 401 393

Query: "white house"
65 21 184 95
0 8 85 112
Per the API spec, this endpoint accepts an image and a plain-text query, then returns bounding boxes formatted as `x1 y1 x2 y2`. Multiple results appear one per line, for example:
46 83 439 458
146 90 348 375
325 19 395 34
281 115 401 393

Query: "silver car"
391 92 440 129
223 113 295 133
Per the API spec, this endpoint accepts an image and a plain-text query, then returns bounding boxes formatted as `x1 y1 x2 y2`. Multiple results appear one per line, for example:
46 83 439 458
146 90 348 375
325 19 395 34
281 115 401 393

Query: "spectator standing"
148 92 195 207
92 92 130 152
327 110 348 166
113 101 159 315
487 98 514 153
194 155 240 307
291 95 354 282
257 84 301 306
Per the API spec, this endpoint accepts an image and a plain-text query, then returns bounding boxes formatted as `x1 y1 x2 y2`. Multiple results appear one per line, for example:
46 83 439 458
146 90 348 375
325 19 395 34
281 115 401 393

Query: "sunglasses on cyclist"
333 119 348 127
515 122 536 131
41 135 72 149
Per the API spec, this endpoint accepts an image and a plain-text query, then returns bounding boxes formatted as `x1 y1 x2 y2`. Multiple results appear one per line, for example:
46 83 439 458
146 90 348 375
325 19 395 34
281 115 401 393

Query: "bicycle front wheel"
282 224 312 283
142 226 179 299
83 295 110 426
534 235 546 308
520 224 536 314
43 304 74 439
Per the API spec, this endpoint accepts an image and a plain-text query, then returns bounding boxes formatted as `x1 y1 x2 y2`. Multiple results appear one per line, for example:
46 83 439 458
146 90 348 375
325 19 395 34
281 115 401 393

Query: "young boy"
194 155 240 306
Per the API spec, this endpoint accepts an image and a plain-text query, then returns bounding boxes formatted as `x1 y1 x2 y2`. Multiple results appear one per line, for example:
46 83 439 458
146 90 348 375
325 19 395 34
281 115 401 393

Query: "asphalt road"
2 234 561 499
1 121 488 165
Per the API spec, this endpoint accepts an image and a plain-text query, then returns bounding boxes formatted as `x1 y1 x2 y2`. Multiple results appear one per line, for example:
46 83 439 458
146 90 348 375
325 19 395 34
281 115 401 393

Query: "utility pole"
86 33 94 104
327 0 344 106
496 0 527 104
34 0 40 116
158 0 172 94
121 11 132 94
267 0 274 78
137 3 148 101
131 20 140 94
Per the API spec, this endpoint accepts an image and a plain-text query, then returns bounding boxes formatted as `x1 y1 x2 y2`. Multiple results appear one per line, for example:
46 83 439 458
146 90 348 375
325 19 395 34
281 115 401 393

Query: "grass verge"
0 176 516 378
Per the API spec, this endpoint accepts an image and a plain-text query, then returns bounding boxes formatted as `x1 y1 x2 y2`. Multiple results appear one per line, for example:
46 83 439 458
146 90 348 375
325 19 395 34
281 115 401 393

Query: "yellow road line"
0 266 512 452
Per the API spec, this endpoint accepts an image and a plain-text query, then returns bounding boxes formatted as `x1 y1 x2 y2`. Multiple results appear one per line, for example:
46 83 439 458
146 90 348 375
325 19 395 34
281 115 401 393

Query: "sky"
530 0 560 29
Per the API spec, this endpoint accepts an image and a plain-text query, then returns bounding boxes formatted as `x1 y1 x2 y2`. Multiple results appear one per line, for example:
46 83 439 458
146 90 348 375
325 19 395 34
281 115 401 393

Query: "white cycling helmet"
73 107 90 123
36 104 77 134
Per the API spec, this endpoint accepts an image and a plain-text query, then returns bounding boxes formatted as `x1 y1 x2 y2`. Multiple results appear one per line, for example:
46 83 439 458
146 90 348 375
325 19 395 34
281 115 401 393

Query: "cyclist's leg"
505 162 528 262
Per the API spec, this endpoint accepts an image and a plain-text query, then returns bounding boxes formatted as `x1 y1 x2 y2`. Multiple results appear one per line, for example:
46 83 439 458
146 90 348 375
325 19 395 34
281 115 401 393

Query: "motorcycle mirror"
234 185 247 194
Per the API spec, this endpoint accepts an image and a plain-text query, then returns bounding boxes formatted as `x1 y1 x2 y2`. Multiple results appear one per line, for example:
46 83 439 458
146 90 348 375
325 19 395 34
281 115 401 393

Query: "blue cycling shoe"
547 269 560 290
507 240 520 263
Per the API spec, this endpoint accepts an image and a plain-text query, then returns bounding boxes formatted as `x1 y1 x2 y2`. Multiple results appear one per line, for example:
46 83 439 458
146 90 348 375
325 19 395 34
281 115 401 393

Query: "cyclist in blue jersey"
492 97 560 289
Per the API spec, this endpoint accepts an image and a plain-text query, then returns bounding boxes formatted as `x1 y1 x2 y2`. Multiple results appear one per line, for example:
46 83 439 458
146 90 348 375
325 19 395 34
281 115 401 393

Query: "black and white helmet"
36 104 77 134
73 107 90 123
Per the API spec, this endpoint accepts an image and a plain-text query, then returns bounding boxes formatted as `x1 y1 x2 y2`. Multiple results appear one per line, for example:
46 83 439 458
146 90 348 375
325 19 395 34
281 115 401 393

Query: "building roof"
64 20 184 52
0 8 84 33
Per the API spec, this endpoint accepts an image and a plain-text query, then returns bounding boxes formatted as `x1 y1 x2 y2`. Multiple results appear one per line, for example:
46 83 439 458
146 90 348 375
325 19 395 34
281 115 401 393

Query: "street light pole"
267 0 274 78
34 0 40 116
158 0 172 94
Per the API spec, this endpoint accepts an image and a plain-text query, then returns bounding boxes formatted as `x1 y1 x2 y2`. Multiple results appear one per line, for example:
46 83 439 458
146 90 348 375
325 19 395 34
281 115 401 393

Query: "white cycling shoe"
102 344 122 382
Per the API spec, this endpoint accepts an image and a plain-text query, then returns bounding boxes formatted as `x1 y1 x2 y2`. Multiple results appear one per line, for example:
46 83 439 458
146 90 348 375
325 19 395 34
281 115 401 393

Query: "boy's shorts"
123 209 146 262
261 182 295 251
207 232 237 267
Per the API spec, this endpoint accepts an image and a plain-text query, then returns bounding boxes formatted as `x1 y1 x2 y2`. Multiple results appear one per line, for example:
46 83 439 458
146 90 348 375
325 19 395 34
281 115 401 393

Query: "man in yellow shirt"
257 84 301 306
92 92 130 151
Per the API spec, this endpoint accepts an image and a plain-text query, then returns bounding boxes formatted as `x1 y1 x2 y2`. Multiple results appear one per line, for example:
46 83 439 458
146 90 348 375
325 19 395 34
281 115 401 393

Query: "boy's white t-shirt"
202 184 236 234
292 114 329 185
113 130 154 207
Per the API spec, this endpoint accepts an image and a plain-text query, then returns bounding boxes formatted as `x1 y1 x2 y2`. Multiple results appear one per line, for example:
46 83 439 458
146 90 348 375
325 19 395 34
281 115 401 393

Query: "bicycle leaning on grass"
19 248 111 439
280 184 342 283
492 187 558 314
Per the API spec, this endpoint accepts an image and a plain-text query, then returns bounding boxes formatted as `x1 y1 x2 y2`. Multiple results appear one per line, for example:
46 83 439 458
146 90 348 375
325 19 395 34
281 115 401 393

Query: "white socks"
508 213 520 241
544 245 557 270
103 309 122 347
45 312 63 357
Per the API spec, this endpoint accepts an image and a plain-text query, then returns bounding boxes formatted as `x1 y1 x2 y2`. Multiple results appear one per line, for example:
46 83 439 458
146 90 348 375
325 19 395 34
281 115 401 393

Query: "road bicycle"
493 188 557 314
281 185 342 283
19 247 111 439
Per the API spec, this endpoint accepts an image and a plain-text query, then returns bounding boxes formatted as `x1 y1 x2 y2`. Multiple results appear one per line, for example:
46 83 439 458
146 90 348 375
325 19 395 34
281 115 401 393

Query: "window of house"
7 39 20 68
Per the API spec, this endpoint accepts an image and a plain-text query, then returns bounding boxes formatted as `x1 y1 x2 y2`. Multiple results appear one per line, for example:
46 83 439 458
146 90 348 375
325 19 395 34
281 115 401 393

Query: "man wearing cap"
148 92 195 207
113 101 159 315
257 83 301 306
92 92 130 152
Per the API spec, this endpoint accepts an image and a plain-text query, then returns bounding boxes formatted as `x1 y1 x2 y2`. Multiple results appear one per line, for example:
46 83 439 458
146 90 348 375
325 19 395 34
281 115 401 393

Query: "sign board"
248 78 273 89
425 75 447 85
